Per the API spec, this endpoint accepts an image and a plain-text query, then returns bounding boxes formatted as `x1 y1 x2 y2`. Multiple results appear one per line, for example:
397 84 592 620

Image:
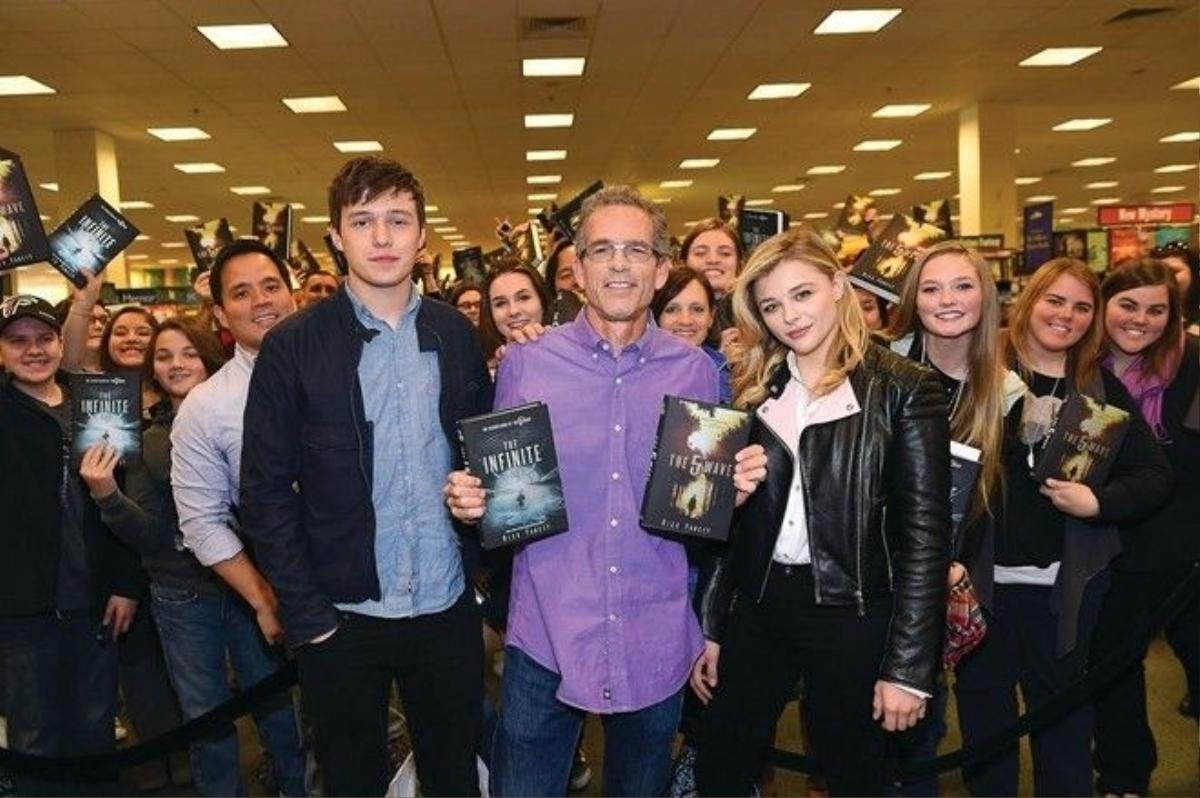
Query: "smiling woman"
478 259 551 361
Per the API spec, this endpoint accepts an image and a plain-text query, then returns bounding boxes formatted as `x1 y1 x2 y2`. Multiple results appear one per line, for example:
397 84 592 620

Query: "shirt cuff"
184 529 245 567
888 681 932 700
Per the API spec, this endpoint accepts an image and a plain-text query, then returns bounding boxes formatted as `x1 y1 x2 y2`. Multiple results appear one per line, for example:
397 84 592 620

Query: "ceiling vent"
520 16 591 39
1105 6 1179 23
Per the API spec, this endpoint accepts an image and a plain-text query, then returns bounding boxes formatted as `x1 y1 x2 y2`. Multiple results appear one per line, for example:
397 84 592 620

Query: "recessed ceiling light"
807 165 846 175
680 158 720 169
803 212 830 219
119 200 154 210
854 139 902 151
230 186 271 196
873 104 930 118
38 182 58 192
126 254 149 261
174 162 225 174
1154 163 1197 173
526 175 562 184
1052 118 1112 131
426 216 449 223
813 9 902 34
282 95 346 113
434 226 458 233
135 235 151 241
1015 176 1043 185
1085 181 1119 189
745 199 774 206
707 128 757 141
833 201 846 209
333 140 383 153
1151 185 1186 193
164 215 199 223
289 202 305 210
868 187 902 196
1025 195 1057 203
0 75 56 95
1061 207 1087 214
301 215 330 223
914 171 952 180
1019 47 1102 67
1057 217 1076 224
772 184 806 192
527 193 557 201
1160 131 1200 143
1091 197 1121 205
527 208 542 215
147 127 210 142
659 180 694 188
524 113 574 129
683 221 700 228
521 57 586 77
161 241 188 247
1072 156 1116 167
159 258 180 265
526 149 567 161
197 23 288 50
747 82 811 100
1170 75 1200 91
425 205 439 212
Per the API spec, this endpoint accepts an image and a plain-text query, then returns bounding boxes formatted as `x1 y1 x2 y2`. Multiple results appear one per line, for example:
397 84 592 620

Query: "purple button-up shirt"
495 311 719 712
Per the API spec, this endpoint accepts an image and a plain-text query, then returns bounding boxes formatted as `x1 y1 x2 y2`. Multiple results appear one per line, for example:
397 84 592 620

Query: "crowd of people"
0 154 1196 798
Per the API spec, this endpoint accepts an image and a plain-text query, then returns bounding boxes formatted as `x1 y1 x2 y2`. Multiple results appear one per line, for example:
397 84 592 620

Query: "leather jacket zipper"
853 375 877 617
755 418 820 603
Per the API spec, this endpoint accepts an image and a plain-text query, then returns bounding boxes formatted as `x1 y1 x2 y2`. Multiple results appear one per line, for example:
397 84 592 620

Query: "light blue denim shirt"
336 284 464 618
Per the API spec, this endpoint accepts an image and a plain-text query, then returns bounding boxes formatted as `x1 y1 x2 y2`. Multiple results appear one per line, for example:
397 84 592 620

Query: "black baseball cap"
0 295 62 336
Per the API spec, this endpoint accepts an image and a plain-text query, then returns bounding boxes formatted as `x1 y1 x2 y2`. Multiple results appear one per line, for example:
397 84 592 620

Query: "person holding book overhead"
688 227 952 797
1090 259 1200 798
952 257 1170 797
240 156 492 797
444 185 767 797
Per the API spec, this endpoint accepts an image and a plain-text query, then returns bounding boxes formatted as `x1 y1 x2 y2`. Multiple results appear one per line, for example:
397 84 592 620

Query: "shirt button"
608 613 619 621
592 353 599 360
615 377 622 385
603 688 612 700
609 565 618 574
610 518 619 528
611 472 620 481
602 343 610 351
638 357 646 365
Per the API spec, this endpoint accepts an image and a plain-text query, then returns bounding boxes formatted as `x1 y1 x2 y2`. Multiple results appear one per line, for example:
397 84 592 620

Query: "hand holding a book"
79 442 120 500
690 640 720 704
732 444 768 506
1039 478 1100 519
444 470 487 523
70 267 102 310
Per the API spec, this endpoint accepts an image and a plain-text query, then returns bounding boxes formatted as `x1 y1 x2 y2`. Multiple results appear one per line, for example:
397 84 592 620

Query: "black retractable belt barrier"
768 560 1200 780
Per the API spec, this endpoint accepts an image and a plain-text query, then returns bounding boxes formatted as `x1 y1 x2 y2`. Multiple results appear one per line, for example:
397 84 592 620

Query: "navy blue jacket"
240 288 493 647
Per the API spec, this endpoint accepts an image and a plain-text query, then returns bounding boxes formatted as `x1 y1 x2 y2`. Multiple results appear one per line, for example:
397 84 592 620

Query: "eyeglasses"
580 240 659 266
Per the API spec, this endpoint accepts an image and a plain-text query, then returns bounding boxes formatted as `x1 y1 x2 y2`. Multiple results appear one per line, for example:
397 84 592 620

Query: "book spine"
638 396 673 526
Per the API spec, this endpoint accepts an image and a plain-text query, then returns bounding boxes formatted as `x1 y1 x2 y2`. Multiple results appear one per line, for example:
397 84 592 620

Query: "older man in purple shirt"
446 186 766 797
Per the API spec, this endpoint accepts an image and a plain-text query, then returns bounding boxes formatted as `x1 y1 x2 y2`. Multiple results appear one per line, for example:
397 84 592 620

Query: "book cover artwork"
641 397 752 541
251 201 293 261
184 217 234 272
458 402 568 549
69 372 142 468
0 151 50 271
948 441 982 538
1031 393 1130 491
453 245 488 285
737 208 789 258
849 213 946 302
48 195 140 287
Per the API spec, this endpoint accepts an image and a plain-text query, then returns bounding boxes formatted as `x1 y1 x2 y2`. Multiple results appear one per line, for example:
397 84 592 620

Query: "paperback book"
641 396 752 541
251 201 293 261
48 195 140 288
1031 393 1130 492
453 245 487 285
949 441 982 540
913 199 955 237
0 149 50 271
69 372 142 469
849 214 946 302
536 180 603 240
322 232 349 276
737 208 789 258
457 402 568 549
184 217 234 272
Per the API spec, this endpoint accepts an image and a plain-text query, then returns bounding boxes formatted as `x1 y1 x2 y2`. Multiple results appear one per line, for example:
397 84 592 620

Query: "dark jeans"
491 645 683 797
953 576 1108 797
695 564 893 797
296 591 483 797
886 675 948 796
0 613 119 796
151 584 305 797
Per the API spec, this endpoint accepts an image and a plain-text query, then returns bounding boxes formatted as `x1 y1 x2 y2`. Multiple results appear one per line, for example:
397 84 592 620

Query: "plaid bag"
943 572 987 670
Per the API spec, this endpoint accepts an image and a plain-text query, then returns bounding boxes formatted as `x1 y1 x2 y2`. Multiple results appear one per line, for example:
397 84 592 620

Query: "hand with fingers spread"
79 443 121 500
732 444 768 507
444 470 487 523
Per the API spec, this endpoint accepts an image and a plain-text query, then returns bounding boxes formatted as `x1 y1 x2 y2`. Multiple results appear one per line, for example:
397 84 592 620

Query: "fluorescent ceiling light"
424 205 438 212
1170 75 1200 91
1019 47 1102 67
707 128 756 141
1062 207 1087 214
747 83 810 100
1091 197 1121 205
853 139 902 151
914 171 952 180
522 57 586 77
120 200 154 209
807 165 846 175
301 215 330 223
1072 156 1116 167
527 208 541 215
443 234 464 240
289 202 305 210
0 75 56 95
873 103 930 118
803 212 829 219
197 23 288 50
161 241 188 248
833 202 846 209
159 259 180 265
659 180 694 188
526 175 562 184
683 221 700 228
813 9 902 34
230 186 271 195
38 182 58 191
526 149 567 161
527 193 557 201
745 199 774 206
38 214 50 221
524 113 574 129
1152 185 1186 193
434 226 458 233
680 158 720 169
426 216 450 223
1025 195 1057 203
1085 181 1118 189
1155 163 1197 173
147 126 211 142
1160 131 1200 143
126 254 148 261
334 140 382 153
1052 118 1111 131
772 184 805 192
1015 176 1042 185
174 162 225 174
282 95 346 113
1058 217 1076 224
164 215 199 223
651 197 672 203
868 187 902 196
135 235 151 241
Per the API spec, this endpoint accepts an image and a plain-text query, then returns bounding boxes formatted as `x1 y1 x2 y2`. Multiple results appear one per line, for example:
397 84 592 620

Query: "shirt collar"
233 343 257 367
566 307 658 359
344 281 421 330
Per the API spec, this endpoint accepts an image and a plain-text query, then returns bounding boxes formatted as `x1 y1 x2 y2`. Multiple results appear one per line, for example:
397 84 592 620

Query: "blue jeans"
0 612 119 796
150 584 305 797
491 645 682 797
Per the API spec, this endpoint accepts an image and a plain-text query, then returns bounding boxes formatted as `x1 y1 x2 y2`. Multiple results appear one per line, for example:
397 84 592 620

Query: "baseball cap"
0 295 62 336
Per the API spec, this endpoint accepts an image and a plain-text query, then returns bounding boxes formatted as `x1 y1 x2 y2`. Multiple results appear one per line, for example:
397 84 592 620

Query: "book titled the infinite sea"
641 396 752 542
457 402 568 549
48 195 139 288
69 372 142 469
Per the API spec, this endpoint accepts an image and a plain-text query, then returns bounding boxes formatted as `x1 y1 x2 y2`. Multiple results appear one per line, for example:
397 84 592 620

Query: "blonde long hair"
729 227 869 408
1005 257 1104 390
888 241 1006 519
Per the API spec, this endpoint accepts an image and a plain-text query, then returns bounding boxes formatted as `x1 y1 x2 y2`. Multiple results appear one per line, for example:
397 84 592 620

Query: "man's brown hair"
327 156 426 231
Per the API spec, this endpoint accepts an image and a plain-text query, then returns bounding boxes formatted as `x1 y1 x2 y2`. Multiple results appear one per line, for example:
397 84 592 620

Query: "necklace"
1019 375 1063 468
920 338 967 419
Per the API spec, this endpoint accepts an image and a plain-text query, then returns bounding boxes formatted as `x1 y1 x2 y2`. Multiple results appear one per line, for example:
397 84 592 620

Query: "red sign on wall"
1097 203 1195 226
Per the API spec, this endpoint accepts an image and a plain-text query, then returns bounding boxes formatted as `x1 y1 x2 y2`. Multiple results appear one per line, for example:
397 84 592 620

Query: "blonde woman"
691 227 952 796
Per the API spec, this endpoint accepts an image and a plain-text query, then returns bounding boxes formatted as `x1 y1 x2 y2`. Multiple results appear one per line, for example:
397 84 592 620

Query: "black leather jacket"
699 344 952 693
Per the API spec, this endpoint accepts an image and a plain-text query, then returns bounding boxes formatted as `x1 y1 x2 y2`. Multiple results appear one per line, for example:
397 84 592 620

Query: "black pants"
117 601 182 743
296 591 483 797
1091 566 1198 795
695 564 892 797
